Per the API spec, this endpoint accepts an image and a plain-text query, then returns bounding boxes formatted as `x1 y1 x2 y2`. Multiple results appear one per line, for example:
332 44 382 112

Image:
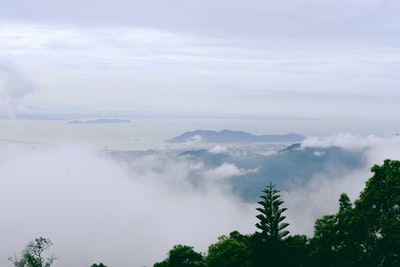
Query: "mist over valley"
1 120 399 266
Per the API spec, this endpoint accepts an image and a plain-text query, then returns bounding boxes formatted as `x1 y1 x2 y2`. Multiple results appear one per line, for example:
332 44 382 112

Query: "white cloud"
302 133 400 164
209 144 228 154
0 145 255 267
188 134 204 143
313 150 326 157
0 61 36 118
283 168 369 236
204 163 246 179
284 133 400 235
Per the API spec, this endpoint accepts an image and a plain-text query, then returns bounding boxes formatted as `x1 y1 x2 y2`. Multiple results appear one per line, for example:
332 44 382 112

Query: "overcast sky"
1 0 400 130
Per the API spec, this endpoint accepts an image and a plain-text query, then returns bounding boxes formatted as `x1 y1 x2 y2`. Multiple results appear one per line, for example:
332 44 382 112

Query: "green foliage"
90 263 108 267
310 159 400 266
311 194 355 259
206 231 251 267
310 214 341 266
151 161 400 266
153 260 168 267
154 244 205 267
251 182 291 266
284 235 310 266
255 182 289 242
9 237 56 267
353 159 400 266
310 193 368 266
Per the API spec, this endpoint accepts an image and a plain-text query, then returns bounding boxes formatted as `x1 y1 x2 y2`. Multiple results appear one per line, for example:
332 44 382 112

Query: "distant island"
167 129 305 143
68 119 131 124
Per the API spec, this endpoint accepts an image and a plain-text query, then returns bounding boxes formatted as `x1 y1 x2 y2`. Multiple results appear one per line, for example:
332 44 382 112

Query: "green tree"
252 182 290 266
353 159 400 266
206 231 251 267
310 214 340 266
309 193 359 266
310 160 400 266
154 244 205 267
9 237 56 267
284 235 310 267
255 182 289 242
335 193 357 264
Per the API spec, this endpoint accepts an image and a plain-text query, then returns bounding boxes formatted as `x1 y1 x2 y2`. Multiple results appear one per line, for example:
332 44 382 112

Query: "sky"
1 0 400 129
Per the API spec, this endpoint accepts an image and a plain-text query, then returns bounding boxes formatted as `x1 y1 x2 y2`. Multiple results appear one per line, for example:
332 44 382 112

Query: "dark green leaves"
255 182 289 242
154 244 205 267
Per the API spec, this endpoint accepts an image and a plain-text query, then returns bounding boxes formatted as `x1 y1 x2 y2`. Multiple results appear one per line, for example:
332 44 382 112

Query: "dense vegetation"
154 159 400 267
11 160 399 266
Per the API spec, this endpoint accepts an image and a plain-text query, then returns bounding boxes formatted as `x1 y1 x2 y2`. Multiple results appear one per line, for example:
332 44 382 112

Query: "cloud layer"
0 145 255 267
1 132 400 266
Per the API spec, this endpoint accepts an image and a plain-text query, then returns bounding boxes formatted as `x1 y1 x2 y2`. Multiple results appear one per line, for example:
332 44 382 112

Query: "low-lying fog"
1 122 400 266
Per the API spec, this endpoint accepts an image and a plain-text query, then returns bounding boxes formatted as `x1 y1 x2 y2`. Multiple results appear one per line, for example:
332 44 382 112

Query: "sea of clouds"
1 133 400 266
0 144 255 267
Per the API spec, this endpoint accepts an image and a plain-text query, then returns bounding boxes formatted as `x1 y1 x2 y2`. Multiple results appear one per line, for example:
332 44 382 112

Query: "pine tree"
252 182 290 266
255 182 289 242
